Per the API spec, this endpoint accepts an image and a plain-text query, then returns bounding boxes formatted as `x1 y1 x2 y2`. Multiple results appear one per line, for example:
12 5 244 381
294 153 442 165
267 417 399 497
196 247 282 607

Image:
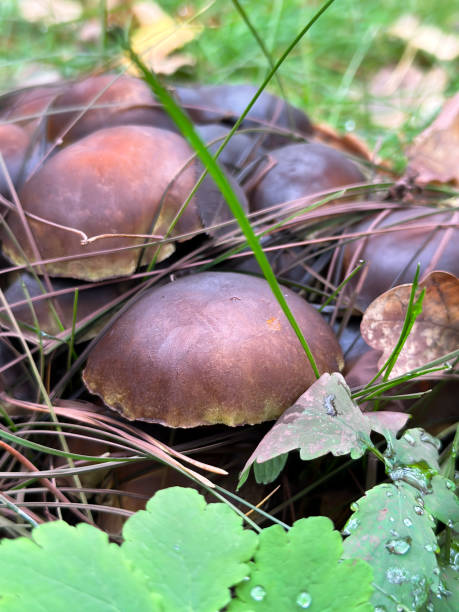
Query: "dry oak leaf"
361 271 459 378
406 92 459 185
123 2 202 75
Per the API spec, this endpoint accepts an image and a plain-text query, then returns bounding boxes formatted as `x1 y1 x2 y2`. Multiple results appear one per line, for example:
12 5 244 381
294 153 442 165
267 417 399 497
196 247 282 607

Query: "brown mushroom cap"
249 142 365 212
2 271 127 342
0 123 30 195
1 124 247 280
175 84 313 148
343 207 459 310
46 74 177 143
82 272 343 427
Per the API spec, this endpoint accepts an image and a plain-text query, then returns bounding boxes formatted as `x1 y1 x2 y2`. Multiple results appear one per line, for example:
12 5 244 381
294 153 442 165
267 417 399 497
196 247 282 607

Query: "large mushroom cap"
83 272 343 427
249 142 365 212
175 84 313 148
47 74 177 143
1 124 247 280
343 207 459 310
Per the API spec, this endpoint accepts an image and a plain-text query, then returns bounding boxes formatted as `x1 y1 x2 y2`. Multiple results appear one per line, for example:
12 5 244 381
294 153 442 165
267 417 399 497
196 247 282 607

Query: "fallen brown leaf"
361 270 459 378
122 1 202 75
407 93 459 185
389 15 459 62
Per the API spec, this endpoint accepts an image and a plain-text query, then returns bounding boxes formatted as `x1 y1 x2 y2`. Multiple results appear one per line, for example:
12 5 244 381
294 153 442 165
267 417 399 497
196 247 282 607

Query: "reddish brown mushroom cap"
47 74 177 143
0 125 209 280
83 272 343 427
249 142 365 212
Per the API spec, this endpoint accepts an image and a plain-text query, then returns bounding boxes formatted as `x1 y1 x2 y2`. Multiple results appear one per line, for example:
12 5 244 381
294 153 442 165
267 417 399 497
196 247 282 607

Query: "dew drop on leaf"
350 502 359 512
426 604 434 612
403 433 415 446
342 518 360 535
386 567 409 584
250 586 266 601
403 518 413 527
413 505 424 515
386 490 394 497
445 479 455 490
424 544 434 552
420 432 441 450
374 608 387 612
385 537 411 555
296 591 312 608
433 568 440 576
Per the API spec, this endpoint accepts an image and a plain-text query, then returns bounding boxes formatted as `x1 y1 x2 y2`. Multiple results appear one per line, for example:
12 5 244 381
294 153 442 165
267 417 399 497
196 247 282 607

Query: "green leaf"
425 531 459 611
342 482 441 610
385 428 441 472
253 454 288 485
423 475 459 529
0 521 161 612
229 516 373 611
240 373 373 485
122 487 258 612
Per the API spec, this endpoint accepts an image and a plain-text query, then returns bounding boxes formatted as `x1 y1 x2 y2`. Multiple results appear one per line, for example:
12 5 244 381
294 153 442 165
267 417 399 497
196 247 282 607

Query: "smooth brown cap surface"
249 142 365 212
47 74 177 143
343 207 459 310
83 272 343 427
1 125 203 280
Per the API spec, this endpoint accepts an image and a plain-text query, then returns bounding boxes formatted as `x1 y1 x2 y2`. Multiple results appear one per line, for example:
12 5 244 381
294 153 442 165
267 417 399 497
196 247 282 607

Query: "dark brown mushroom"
175 83 313 148
1 124 248 280
83 272 343 427
46 74 177 144
0 123 30 195
1 271 128 342
342 207 459 310
248 142 366 212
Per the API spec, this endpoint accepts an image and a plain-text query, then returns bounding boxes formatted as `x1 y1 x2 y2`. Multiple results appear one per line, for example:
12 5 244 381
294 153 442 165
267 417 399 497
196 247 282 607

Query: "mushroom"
46 74 177 144
83 272 343 427
175 83 313 148
0 123 30 196
1 271 128 342
248 142 365 212
342 207 459 310
1 124 248 280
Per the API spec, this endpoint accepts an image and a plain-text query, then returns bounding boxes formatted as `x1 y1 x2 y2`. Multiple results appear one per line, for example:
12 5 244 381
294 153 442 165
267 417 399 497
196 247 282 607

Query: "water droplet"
389 517 395 523
345 119 355 132
390 530 399 537
173 544 180 552
425 544 434 552
403 518 413 527
386 567 409 584
445 479 455 490
447 520 454 528
251 586 266 602
342 518 360 535
296 591 312 608
396 606 404 612
414 505 424 515
420 432 441 450
403 432 415 445
350 502 359 512
385 537 411 555
386 490 394 498
433 568 440 576
426 604 434 612
374 607 387 612
242 576 250 582
415 497 424 507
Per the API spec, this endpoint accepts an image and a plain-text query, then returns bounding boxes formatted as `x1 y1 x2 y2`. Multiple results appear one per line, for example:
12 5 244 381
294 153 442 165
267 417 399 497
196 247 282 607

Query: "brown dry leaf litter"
406 93 459 185
361 270 459 379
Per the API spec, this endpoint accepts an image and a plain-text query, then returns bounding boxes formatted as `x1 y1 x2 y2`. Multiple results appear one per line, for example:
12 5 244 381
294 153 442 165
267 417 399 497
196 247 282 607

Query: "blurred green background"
1 0 458 168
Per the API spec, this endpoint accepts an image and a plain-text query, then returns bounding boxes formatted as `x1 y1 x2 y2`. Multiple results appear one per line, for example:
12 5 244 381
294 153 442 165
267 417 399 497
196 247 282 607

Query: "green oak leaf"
0 521 161 612
122 486 258 612
342 482 441 610
229 516 373 611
